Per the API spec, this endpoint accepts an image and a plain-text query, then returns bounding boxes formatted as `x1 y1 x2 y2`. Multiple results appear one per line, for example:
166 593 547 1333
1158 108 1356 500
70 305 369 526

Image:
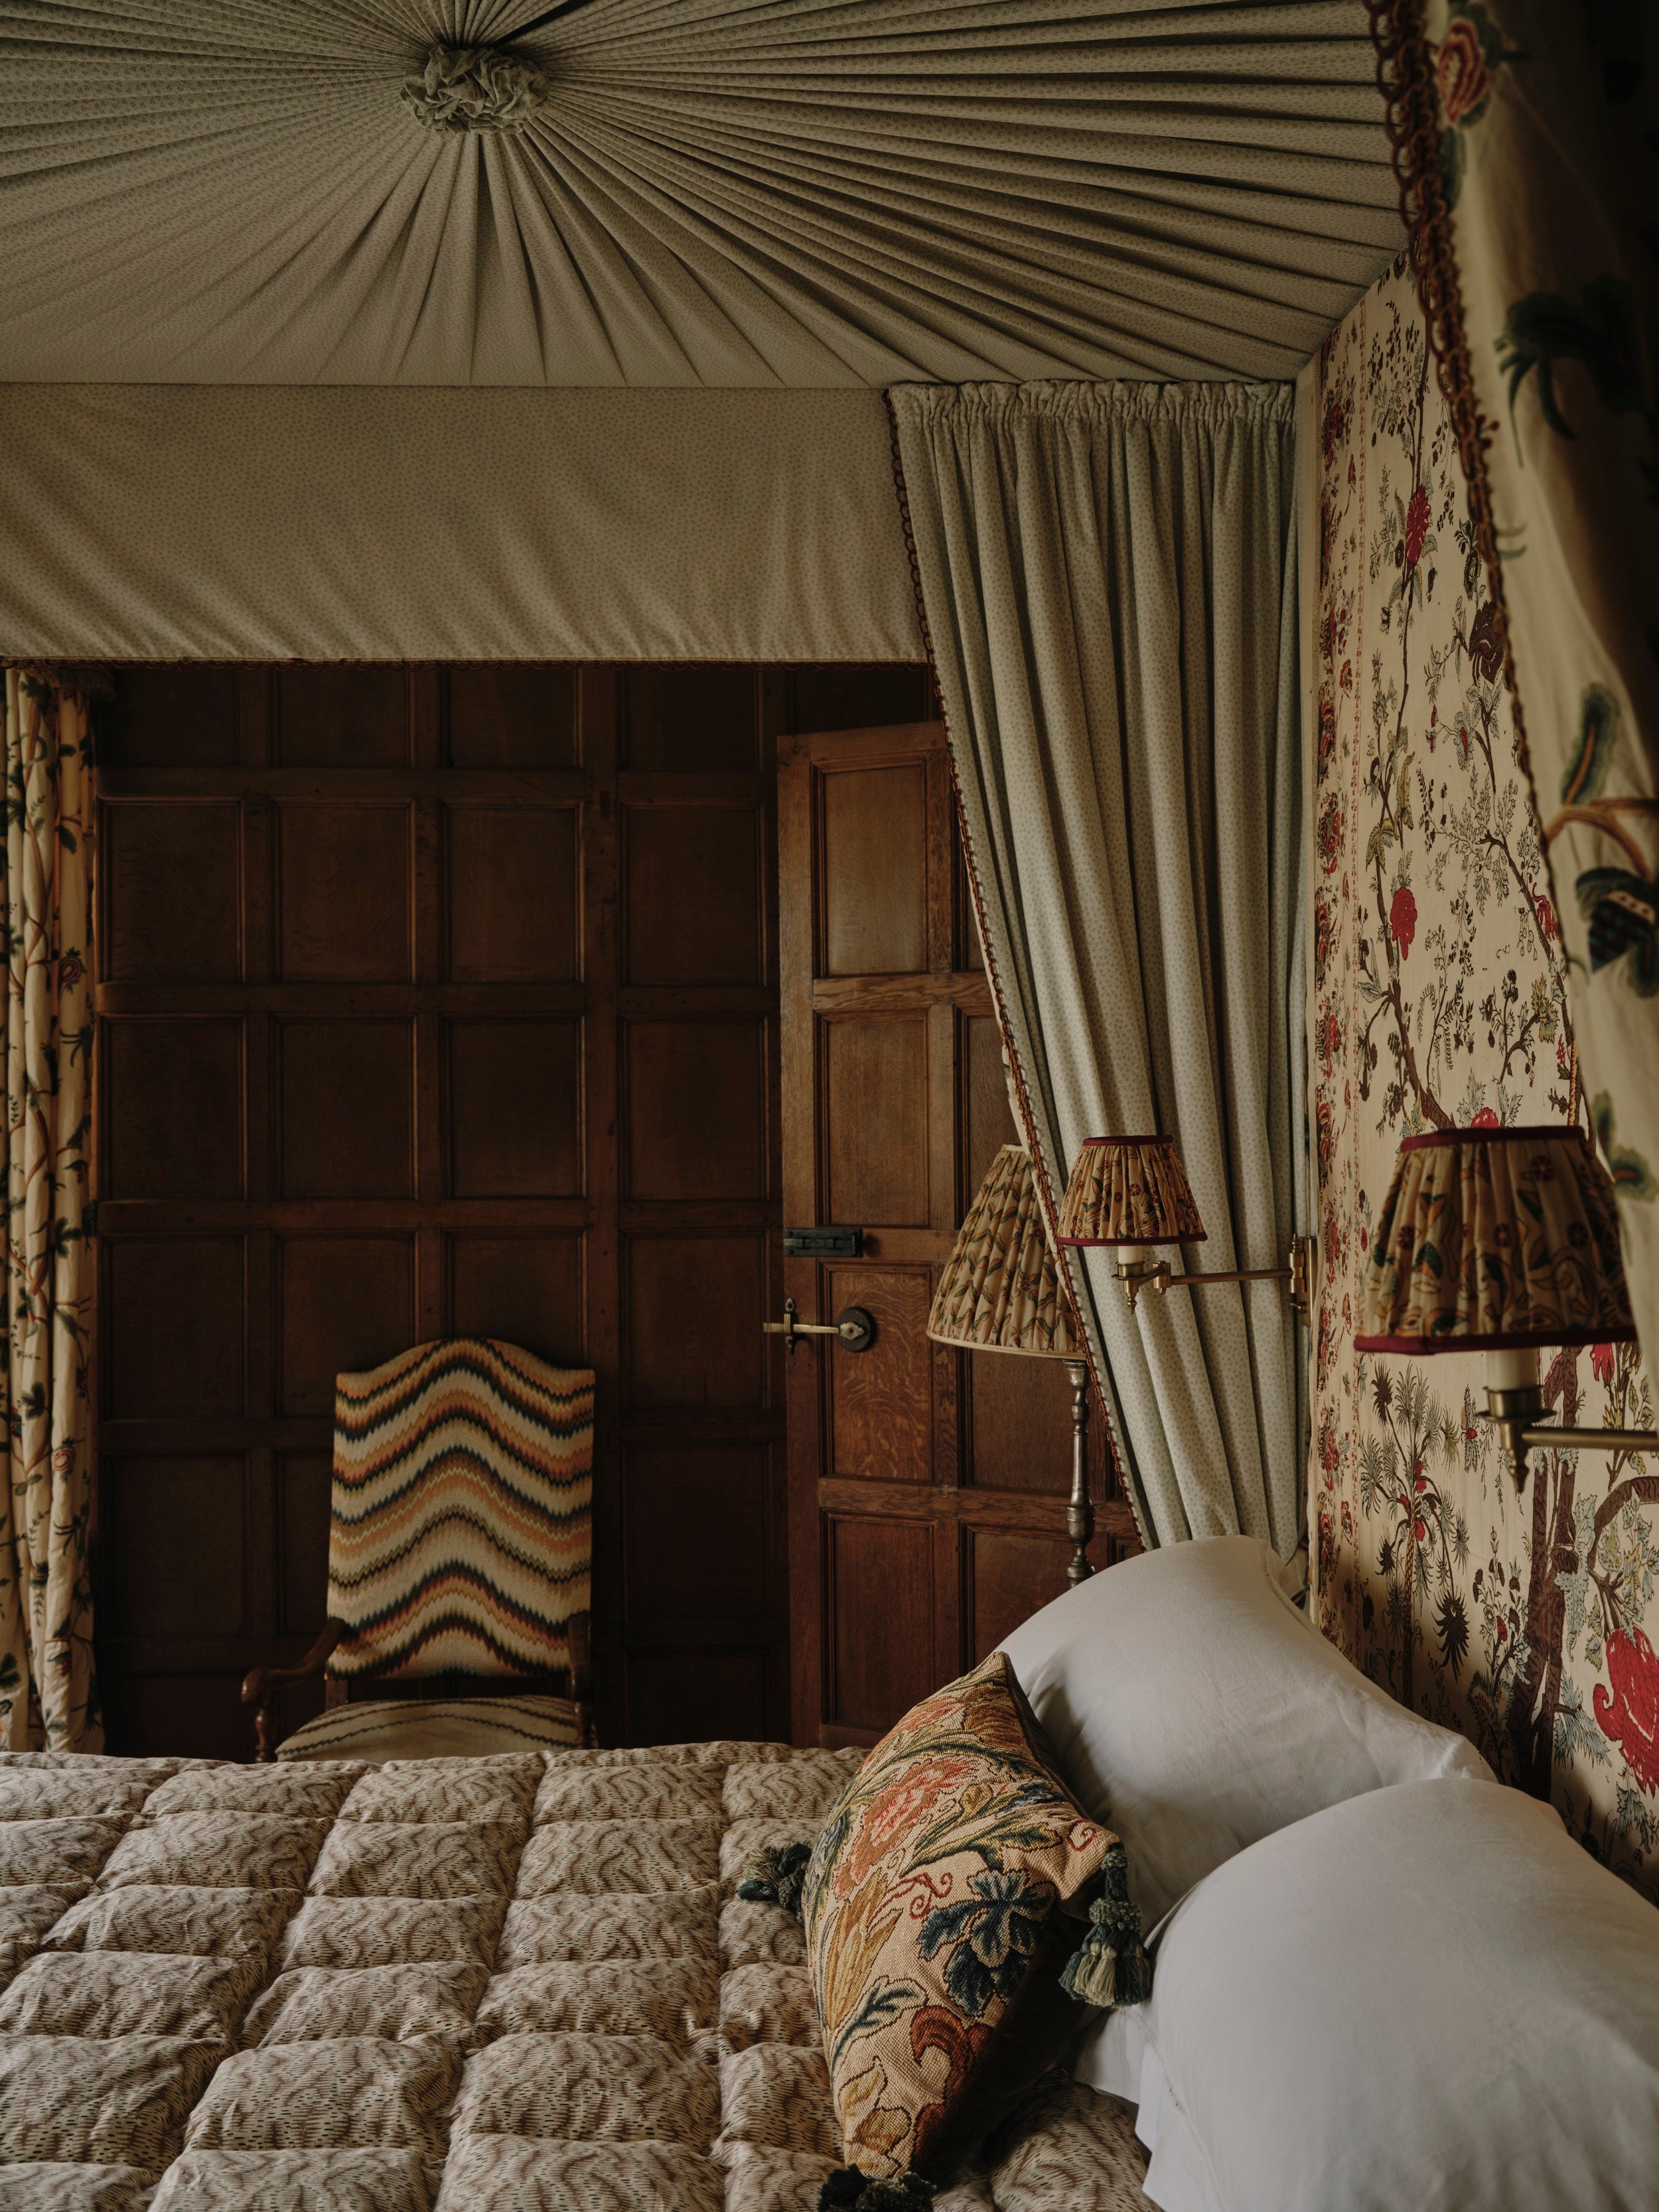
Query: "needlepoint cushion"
801 1649 1144 2188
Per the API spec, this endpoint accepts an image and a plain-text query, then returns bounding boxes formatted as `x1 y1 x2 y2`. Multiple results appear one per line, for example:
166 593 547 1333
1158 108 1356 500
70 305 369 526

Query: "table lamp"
928 1142 1096 1583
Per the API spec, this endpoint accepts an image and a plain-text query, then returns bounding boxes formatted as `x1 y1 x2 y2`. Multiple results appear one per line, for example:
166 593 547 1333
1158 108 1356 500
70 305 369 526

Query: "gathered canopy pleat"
0 1 1401 387
892 381 1307 1553
0 673 98 1752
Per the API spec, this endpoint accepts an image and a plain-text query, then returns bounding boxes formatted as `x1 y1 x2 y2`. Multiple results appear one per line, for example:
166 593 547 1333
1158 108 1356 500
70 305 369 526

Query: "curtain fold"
890 380 1305 1554
0 671 98 1752
1369 1 1659 1376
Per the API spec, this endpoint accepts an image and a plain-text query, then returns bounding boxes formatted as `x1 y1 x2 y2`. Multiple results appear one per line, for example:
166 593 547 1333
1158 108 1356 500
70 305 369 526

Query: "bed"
0 1740 1151 2211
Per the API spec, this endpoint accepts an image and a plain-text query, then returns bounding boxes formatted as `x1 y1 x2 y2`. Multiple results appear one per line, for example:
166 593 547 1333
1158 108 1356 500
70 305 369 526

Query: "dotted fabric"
0 1747 1151 2209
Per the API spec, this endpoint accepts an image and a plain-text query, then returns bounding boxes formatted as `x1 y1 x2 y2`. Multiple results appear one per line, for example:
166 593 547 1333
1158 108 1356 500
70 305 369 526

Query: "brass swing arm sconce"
1477 1373 1658 1493
1113 1234 1318 1316
1056 1133 1317 1320
1354 1125 1655 1494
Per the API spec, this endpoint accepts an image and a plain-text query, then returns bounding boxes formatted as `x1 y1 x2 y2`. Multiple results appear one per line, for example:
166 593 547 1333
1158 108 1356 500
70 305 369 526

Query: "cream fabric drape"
0 673 98 1751
891 382 1305 1553
0 1 1402 389
1400 3 1659 1373
0 385 921 664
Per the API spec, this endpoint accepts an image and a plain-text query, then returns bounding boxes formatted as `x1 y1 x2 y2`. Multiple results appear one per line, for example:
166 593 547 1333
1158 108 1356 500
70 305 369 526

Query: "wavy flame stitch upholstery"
327 1339 593 1684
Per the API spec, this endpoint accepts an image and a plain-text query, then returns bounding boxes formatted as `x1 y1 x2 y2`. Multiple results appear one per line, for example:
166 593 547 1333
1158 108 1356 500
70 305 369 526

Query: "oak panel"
624 1020 766 1200
826 1264 933 1484
788 667 931 735
828 1515 936 1731
624 806 761 986
822 1016 929 1227
104 1237 245 1420
99 667 240 768
967 1527 1072 1663
447 665 579 768
102 1456 246 1640
277 1235 417 1416
626 1648 769 1746
625 1234 766 1411
821 762 928 977
278 803 410 982
446 1018 581 1198
447 1233 585 1366
967 1351 1076 1495
624 1446 771 1623
276 665 409 768
103 1020 243 1199
279 1021 414 1198
623 665 758 772
98 1672 255 1763
279 1452 333 1637
447 806 578 982
104 802 240 983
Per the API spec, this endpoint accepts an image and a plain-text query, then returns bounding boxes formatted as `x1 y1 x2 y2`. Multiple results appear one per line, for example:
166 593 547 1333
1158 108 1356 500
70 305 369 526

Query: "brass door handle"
763 1297 876 1354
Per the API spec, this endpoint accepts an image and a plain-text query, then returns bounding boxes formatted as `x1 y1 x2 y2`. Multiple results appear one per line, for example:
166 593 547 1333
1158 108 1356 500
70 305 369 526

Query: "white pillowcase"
1001 1533 1490 1929
1130 1776 1659 2212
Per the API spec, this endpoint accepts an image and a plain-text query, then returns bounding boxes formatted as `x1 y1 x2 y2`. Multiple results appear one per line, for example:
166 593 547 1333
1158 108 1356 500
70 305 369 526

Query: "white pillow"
1000 1533 1490 1927
1129 1776 1659 2212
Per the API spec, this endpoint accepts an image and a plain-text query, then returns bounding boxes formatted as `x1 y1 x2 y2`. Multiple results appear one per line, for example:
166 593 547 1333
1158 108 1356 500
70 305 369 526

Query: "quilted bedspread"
0 1741 1150 2211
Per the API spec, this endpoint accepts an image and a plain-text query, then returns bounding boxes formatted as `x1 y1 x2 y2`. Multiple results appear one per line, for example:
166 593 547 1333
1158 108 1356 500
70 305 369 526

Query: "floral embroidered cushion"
801 1649 1146 2189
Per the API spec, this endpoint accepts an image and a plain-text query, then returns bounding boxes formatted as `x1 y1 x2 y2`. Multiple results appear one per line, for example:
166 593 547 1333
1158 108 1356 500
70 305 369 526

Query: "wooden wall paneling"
92 660 910 1757
447 664 579 768
776 711 824 1749
579 667 623 1746
614 667 787 1745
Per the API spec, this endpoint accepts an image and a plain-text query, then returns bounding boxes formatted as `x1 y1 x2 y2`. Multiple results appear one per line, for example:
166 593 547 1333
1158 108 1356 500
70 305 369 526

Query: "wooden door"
778 722 1137 1749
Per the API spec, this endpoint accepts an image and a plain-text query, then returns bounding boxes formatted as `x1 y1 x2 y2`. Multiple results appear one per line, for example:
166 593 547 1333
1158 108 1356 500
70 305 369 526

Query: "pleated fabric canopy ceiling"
0 0 1403 388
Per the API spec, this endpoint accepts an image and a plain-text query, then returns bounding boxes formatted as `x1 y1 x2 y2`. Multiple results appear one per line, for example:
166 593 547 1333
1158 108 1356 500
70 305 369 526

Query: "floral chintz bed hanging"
0 671 98 1752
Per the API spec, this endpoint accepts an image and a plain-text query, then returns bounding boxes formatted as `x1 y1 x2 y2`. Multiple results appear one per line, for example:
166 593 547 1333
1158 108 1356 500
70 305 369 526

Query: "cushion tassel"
817 2167 936 2210
1059 1842 1153 2009
737 1839 814 1919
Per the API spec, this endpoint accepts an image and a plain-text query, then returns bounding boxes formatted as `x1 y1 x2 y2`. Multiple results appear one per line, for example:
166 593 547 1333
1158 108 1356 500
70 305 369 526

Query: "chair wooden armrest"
242 1620 347 1763
568 1610 595 1749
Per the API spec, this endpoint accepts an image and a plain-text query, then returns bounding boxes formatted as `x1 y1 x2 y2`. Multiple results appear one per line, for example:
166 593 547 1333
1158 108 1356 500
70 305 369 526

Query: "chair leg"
567 1610 595 1749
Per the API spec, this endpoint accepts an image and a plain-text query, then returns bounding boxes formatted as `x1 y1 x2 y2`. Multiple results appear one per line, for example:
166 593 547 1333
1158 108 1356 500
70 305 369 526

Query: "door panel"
779 721 1139 1746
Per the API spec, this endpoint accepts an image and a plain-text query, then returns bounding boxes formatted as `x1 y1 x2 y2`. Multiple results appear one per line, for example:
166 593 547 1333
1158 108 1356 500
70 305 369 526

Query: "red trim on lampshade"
1076 1134 1174 1148
1396 1124 1590 1151
1055 1231 1208 1247
1354 1324 1638 1355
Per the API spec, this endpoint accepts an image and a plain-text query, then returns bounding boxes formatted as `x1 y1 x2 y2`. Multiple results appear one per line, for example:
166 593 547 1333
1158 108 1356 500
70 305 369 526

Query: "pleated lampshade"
1354 1125 1636 1353
1056 1134 1207 1248
928 1144 1080 1357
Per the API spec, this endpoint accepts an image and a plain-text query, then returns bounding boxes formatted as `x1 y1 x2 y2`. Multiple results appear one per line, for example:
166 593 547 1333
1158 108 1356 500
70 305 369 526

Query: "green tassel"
737 1839 814 1919
817 2168 936 2211
1059 1842 1153 2009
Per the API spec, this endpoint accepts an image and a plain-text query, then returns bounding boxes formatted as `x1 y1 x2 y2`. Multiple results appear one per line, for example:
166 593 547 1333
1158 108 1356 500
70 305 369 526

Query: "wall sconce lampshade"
928 1144 1080 1358
1352 1125 1636 1355
1352 1124 1650 1491
1056 1134 1207 1249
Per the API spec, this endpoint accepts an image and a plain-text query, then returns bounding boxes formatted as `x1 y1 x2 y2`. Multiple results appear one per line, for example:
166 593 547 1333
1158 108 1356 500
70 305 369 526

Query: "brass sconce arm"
1480 1380 1658 1491
1114 1235 1317 1316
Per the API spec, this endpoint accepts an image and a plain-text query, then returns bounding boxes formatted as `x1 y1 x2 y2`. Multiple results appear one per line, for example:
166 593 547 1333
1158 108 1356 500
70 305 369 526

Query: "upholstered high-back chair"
244 1338 595 1762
